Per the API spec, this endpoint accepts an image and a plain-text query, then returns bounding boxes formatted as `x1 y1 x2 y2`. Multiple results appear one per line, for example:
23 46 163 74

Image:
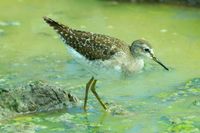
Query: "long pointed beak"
151 54 169 71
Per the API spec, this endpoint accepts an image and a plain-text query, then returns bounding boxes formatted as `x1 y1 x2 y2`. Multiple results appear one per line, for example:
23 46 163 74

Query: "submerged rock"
0 80 79 121
105 102 130 115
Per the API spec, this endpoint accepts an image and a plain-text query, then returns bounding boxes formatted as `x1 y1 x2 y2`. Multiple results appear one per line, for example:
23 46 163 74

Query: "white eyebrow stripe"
150 49 154 54
143 44 150 48
142 44 154 54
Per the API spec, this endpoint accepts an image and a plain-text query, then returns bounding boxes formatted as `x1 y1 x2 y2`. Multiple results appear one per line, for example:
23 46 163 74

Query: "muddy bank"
0 80 79 121
104 0 200 6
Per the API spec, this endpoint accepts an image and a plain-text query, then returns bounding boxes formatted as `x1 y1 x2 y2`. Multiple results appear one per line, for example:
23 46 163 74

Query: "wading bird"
43 17 169 111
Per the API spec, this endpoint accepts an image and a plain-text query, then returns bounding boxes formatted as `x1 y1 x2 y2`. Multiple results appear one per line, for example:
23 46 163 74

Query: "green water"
0 0 200 132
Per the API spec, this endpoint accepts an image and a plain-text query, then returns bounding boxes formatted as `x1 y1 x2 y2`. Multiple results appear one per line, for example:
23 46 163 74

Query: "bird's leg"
90 79 107 110
83 77 94 111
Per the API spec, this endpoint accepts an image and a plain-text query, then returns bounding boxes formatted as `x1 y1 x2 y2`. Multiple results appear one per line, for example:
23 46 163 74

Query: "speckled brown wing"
43 17 128 61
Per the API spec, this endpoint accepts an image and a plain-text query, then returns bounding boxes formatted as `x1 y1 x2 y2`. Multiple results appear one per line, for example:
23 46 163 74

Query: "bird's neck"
123 56 144 73
131 52 145 67
134 58 144 71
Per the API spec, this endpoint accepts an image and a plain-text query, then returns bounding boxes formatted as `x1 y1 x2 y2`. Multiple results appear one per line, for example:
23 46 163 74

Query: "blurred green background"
0 0 200 132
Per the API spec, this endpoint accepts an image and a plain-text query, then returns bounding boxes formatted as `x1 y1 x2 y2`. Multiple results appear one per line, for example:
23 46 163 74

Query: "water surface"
0 0 200 132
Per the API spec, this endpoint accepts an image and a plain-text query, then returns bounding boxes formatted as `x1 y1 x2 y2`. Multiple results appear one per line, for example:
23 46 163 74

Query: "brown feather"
43 17 128 61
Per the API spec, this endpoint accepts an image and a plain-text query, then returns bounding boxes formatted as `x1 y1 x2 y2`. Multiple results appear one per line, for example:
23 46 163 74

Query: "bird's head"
130 39 169 71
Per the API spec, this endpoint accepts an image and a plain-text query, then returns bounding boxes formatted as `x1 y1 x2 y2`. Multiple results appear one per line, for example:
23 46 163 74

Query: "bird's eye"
144 48 150 52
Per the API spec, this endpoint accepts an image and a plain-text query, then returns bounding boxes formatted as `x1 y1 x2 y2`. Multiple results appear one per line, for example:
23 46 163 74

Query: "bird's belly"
67 46 84 59
66 46 121 74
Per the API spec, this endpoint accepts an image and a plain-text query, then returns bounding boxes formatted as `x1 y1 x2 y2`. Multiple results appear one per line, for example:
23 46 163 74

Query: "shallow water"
0 0 200 132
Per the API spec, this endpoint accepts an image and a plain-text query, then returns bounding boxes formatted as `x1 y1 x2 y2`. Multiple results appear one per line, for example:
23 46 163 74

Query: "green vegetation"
0 0 200 132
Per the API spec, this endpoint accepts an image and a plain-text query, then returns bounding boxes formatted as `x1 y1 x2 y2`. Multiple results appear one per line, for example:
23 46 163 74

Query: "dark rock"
0 80 79 121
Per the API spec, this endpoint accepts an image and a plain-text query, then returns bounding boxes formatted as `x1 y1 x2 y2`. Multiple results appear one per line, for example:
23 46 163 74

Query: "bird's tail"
43 16 70 35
